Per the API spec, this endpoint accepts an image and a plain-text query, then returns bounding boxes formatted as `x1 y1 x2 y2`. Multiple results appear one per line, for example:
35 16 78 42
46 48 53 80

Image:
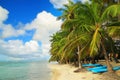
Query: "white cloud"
50 0 69 8
0 39 43 59
1 24 25 38
0 6 9 23
25 11 62 43
41 43 51 57
24 11 62 57
0 7 62 60
0 6 25 38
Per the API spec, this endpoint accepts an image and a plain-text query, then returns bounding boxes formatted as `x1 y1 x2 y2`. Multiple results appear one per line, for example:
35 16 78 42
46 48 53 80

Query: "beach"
49 62 120 80
49 63 101 80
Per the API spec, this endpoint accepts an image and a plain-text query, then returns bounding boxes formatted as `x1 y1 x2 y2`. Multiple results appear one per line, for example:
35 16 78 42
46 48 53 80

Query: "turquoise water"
0 61 51 80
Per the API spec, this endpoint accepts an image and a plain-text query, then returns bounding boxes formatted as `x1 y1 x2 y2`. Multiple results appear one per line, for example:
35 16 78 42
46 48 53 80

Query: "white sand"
49 63 102 80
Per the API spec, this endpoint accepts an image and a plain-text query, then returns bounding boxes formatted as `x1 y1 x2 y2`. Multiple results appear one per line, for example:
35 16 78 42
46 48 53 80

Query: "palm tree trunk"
101 41 114 73
77 45 82 68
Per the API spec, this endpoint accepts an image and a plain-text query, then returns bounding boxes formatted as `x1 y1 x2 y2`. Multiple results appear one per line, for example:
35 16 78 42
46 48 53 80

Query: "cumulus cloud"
0 39 42 59
0 6 9 23
1 24 25 38
25 11 62 43
24 11 62 53
50 0 69 8
0 6 62 60
0 6 25 38
24 11 62 58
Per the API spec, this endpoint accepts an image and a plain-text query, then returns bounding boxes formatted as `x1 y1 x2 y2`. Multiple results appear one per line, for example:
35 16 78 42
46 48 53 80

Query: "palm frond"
107 26 120 38
101 5 120 21
89 26 101 56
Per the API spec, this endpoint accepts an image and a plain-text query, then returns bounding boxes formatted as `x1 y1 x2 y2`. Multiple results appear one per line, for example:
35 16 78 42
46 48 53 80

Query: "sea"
0 61 51 80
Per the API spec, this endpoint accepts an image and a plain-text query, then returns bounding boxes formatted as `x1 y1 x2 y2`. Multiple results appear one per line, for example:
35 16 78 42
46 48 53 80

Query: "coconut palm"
60 1 120 72
50 0 120 74
77 1 120 72
49 31 68 63
49 0 80 64
57 0 76 21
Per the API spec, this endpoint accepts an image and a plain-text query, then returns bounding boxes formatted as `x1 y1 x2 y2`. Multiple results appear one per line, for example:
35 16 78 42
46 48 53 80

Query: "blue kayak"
82 64 102 67
91 66 120 73
113 66 120 70
91 68 107 73
87 65 107 71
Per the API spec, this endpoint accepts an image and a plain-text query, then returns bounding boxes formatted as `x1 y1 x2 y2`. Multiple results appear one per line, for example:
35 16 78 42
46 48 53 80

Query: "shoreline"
49 63 102 80
48 61 120 80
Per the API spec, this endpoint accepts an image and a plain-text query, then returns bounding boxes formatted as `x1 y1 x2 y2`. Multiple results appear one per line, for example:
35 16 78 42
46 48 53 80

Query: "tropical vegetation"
49 0 120 76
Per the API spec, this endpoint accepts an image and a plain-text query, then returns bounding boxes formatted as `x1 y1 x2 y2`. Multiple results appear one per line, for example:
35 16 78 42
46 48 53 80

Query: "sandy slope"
49 63 102 80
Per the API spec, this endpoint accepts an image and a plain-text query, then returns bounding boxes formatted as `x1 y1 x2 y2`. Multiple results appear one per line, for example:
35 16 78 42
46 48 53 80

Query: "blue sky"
0 0 86 61
0 0 62 25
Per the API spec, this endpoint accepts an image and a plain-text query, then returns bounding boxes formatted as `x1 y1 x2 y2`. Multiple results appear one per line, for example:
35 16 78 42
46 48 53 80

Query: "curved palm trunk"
77 45 82 69
101 41 114 73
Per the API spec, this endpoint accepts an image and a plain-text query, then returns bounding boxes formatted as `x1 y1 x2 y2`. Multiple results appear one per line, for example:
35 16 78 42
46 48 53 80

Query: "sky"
0 0 87 61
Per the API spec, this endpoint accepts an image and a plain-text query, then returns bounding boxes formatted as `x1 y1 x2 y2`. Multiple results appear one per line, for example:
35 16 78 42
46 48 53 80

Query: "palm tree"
50 0 120 74
49 31 68 63
56 1 92 68
78 1 120 72
61 1 120 72
82 0 120 73
57 0 76 21
49 0 80 64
